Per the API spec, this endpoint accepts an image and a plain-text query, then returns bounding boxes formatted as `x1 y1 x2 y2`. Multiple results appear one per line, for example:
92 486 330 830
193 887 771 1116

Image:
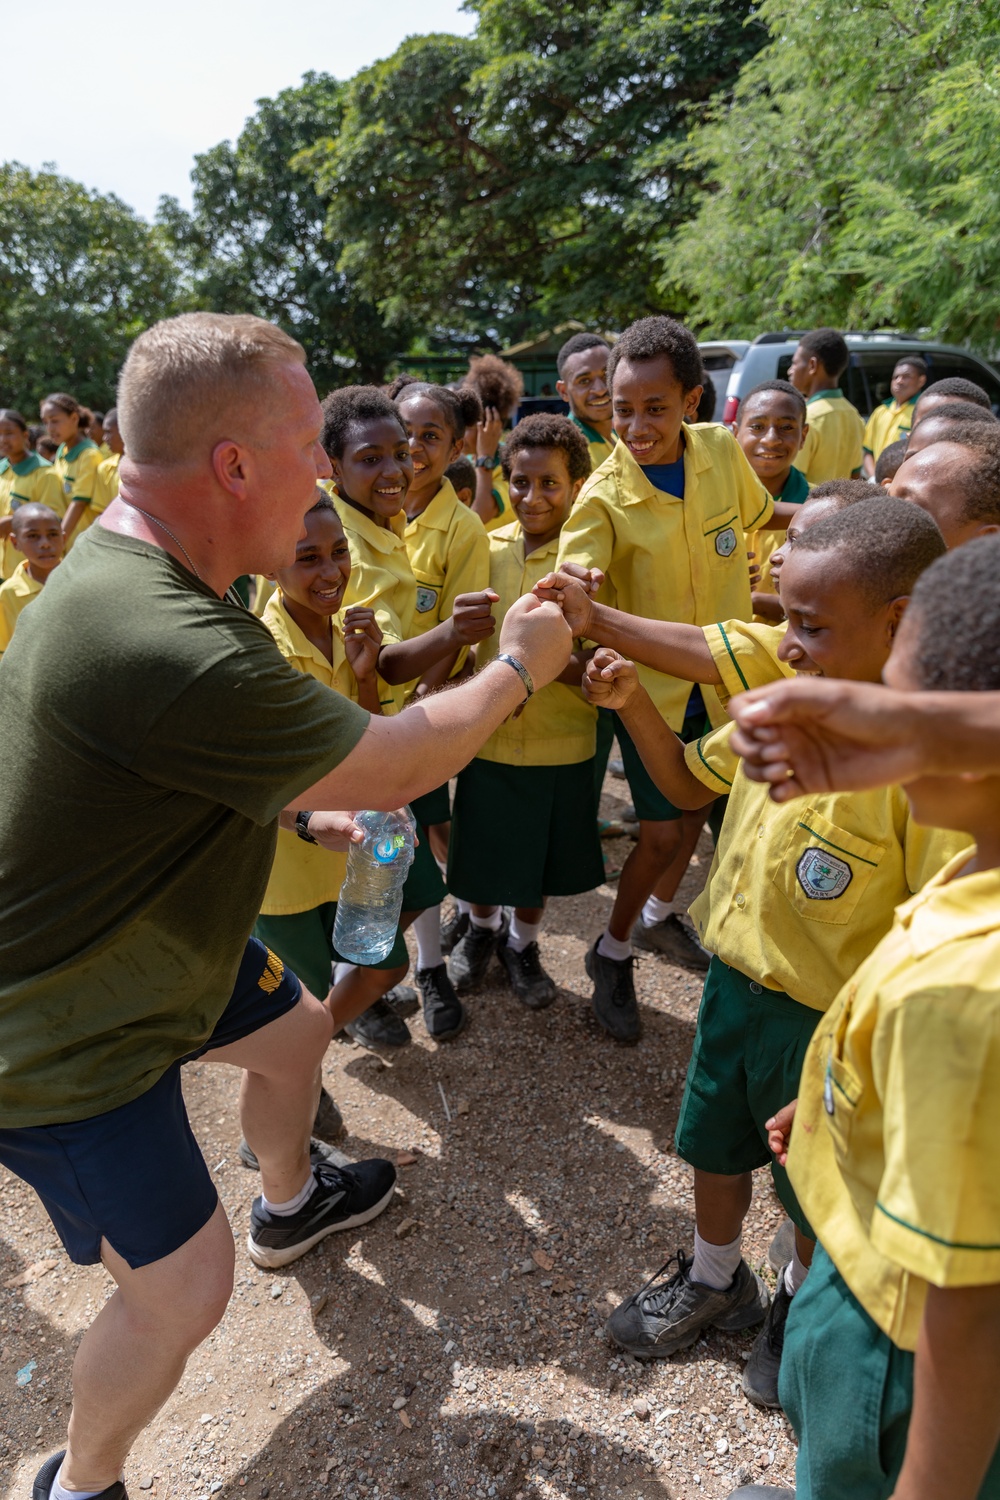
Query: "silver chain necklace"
121 498 203 581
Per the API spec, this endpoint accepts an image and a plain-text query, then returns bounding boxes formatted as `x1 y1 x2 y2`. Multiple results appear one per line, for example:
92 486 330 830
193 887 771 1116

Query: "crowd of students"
5 316 1000 1500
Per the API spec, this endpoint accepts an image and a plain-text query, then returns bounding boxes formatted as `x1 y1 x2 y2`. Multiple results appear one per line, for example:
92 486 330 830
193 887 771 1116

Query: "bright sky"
2 0 476 222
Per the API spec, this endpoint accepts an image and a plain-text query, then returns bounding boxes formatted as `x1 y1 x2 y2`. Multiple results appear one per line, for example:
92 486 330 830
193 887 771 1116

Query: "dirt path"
1 780 796 1500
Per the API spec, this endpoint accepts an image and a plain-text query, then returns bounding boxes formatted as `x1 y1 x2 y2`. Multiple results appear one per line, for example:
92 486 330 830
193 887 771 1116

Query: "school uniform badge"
415 586 438 613
796 848 852 900
715 526 737 557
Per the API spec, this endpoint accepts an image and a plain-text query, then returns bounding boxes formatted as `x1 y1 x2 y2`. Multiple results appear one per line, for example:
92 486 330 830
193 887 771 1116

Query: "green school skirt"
448 756 604 908
674 956 819 1234
254 903 408 999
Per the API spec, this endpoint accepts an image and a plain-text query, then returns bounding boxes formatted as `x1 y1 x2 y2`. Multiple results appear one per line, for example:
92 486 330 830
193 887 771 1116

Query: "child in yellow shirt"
39 392 102 546
0 409 66 579
0 504 65 654
861 353 927 477
585 499 963 1413
735 380 810 624
787 328 865 483
555 331 616 469
768 537 1000 1500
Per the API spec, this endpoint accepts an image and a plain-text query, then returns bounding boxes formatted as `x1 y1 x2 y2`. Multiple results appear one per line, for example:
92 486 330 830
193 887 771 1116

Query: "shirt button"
757 825 765 839
749 981 763 995
735 893 746 909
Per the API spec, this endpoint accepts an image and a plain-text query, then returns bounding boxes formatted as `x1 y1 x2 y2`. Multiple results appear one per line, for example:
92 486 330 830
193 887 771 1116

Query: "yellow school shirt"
475 523 597 766
701 617 792 710
684 721 965 1011
484 464 512 534
251 575 277 618
403 478 489 681
748 464 810 603
862 395 919 460
0 562 44 654
87 453 120 521
53 438 102 547
570 414 616 473
0 455 66 579
792 391 865 484
556 423 773 731
788 851 1000 1350
334 495 416 714
257 592 359 915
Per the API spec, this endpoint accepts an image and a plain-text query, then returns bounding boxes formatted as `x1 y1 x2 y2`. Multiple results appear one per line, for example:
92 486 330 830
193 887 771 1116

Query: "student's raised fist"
497 593 572 690
583 647 639 711
556 560 604 594
343 606 383 679
451 589 499 644
532 570 593 636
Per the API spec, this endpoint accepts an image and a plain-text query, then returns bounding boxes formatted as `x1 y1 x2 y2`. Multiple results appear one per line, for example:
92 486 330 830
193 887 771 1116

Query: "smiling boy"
556 331 616 469
888 426 1000 549
734 380 809 623
0 503 65 654
861 355 928 477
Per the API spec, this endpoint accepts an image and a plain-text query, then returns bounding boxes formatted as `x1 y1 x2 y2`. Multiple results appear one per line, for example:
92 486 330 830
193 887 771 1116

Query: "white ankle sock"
597 928 632 963
333 961 356 985
508 915 542 953
642 895 680 925
470 907 503 932
784 1245 810 1296
50 1468 114 1500
691 1230 743 1290
456 898 471 916
261 1174 317 1217
434 856 448 878
413 906 443 970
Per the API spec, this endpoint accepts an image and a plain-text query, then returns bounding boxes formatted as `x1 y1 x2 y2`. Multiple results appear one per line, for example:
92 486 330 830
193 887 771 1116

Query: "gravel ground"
0 770 797 1500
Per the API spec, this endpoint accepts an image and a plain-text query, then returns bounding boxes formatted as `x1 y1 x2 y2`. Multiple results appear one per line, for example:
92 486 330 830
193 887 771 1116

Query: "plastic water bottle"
333 808 416 963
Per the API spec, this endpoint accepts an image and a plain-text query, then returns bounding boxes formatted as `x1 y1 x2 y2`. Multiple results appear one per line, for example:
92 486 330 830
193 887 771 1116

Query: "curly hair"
793 496 945 607
740 380 807 421
500 413 591 484
606 316 703 393
806 479 876 508
874 438 908 485
796 328 850 381
385 372 422 400
395 381 483 442
910 400 997 435
463 354 524 423
916 376 993 412
320 386 406 460
906 536 1000 690
556 331 610 377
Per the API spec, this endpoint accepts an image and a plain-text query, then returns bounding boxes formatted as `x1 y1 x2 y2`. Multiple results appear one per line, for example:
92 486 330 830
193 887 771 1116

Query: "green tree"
160 72 409 388
666 0 1000 349
300 1 766 346
0 162 180 411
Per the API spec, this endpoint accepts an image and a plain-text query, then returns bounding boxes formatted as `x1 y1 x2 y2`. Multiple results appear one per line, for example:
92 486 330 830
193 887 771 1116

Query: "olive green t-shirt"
0 527 369 1128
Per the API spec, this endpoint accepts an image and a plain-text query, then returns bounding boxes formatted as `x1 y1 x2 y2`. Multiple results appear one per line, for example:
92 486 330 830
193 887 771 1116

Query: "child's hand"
477 407 503 461
451 589 499 644
583 647 639 710
766 1098 798 1166
343 606 383 680
302 811 365 852
556 560 604 594
532 571 594 635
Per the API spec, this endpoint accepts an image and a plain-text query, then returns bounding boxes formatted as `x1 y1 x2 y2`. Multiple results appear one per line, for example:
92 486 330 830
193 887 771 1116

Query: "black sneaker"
585 937 640 1043
447 915 507 994
416 963 467 1041
631 913 711 972
742 1266 794 1408
605 1249 769 1357
313 1085 345 1142
383 983 419 1019
238 1137 351 1172
247 1158 397 1269
441 906 469 956
344 997 411 1049
33 1453 128 1500
497 937 557 1010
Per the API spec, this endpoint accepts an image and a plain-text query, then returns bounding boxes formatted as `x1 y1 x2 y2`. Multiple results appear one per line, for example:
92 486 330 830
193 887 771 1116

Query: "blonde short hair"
117 312 306 465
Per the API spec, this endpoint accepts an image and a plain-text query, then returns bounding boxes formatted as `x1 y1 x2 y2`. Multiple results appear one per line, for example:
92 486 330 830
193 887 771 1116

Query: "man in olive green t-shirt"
0 314 571 1500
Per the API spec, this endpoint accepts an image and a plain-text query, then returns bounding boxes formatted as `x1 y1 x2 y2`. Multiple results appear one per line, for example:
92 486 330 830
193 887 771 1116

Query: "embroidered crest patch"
796 847 853 900
715 526 737 557
415 586 438 613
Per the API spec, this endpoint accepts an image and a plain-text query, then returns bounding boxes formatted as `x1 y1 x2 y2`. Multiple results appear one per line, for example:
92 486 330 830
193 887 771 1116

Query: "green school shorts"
613 705 711 822
410 783 451 828
674 956 819 1234
401 798 448 912
253 903 408 999
781 1244 1000 1499
448 756 605 908
593 708 616 801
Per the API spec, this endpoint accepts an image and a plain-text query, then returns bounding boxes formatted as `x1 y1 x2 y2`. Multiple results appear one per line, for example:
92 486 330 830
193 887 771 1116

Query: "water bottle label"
373 833 406 865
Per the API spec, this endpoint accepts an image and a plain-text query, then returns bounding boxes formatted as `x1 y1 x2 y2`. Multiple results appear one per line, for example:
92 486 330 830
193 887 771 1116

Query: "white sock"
508 915 542 953
784 1245 810 1296
597 928 632 963
413 906 443 970
50 1468 116 1500
642 895 680 925
470 907 503 932
261 1174 317 1217
333 961 356 985
456 898 472 916
434 856 448 878
691 1230 743 1290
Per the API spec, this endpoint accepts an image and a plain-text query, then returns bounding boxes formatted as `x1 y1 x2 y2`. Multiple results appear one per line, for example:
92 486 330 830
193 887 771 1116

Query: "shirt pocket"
821 992 864 1162
703 510 742 569
773 807 886 928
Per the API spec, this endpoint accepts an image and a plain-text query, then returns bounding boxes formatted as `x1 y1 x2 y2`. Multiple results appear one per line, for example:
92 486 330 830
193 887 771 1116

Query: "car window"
923 353 1000 412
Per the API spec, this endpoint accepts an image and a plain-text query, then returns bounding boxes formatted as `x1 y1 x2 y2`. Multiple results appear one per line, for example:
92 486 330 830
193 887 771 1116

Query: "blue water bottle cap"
373 834 403 865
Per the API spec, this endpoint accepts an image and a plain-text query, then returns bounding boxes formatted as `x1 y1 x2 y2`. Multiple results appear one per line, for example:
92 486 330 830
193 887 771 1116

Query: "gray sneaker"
726 1489 795 1499
768 1217 796 1274
632 913 711 972
313 1085 345 1142
742 1266 793 1409
585 938 640 1043
606 1249 769 1357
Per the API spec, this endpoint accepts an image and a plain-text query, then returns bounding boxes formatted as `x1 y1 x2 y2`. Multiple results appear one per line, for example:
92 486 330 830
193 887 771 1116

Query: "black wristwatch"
294 810 317 844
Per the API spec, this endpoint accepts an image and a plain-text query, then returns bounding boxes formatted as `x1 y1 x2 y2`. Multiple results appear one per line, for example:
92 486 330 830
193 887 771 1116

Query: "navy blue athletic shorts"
0 937 301 1270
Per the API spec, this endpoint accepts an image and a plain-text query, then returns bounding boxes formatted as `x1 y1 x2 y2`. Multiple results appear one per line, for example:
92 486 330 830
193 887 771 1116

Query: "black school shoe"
497 936 557 1010
247 1158 397 1269
631 913 711 972
238 1137 351 1172
344 997 411 1049
383 982 419 1019
441 906 470 956
33 1452 128 1499
585 937 640 1042
605 1249 769 1357
416 964 467 1041
742 1265 794 1409
447 915 508 994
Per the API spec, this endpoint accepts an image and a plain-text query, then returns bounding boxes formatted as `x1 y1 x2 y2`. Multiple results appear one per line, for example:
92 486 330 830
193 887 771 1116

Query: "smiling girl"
39 392 102 547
